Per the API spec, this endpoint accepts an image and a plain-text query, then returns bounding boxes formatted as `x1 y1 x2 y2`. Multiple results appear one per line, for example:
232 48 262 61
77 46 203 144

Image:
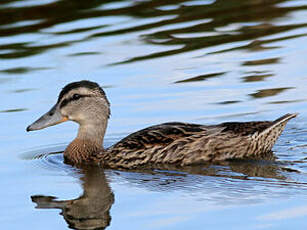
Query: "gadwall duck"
27 80 297 169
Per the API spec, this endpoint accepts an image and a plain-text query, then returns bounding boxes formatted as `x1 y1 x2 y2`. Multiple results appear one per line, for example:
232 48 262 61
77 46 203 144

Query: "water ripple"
20 144 77 173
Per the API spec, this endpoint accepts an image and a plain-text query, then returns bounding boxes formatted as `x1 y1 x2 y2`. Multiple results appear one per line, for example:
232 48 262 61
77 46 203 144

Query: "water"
0 0 307 229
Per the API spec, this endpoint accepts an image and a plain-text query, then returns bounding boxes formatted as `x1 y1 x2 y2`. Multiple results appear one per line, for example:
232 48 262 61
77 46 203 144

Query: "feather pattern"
97 113 297 169
26 81 298 169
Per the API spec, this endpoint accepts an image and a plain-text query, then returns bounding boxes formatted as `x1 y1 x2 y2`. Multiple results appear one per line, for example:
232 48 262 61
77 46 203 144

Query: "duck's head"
27 80 110 154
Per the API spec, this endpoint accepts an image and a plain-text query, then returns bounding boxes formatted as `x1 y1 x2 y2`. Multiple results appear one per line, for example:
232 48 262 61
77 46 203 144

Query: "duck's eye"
72 94 81 100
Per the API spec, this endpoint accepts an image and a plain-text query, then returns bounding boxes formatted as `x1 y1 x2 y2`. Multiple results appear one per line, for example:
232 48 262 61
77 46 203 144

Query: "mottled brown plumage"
27 80 298 169
100 114 296 168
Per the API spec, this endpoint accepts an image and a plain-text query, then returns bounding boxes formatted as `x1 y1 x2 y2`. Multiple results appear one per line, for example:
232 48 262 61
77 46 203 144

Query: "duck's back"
101 114 297 169
110 122 208 150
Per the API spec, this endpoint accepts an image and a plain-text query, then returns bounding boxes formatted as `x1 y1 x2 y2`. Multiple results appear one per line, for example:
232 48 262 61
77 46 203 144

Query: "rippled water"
1 0 307 229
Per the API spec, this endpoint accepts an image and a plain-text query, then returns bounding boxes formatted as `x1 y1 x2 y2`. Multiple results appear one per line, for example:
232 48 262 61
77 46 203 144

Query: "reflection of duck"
27 80 297 169
32 166 114 230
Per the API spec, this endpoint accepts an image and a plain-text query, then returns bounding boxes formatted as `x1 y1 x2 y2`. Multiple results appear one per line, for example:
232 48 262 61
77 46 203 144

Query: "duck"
27 80 297 169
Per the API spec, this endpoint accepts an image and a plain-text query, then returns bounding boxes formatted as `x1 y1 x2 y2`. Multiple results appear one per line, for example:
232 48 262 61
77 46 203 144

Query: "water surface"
1 0 307 229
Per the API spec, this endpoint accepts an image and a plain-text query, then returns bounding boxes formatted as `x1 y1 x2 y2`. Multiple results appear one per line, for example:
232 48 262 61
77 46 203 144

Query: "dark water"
1 0 307 229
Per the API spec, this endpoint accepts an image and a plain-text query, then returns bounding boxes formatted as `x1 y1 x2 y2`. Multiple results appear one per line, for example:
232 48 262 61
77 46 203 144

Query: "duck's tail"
251 113 298 153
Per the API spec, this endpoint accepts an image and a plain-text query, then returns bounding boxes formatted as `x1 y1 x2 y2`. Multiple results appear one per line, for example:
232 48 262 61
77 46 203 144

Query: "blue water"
1 0 307 229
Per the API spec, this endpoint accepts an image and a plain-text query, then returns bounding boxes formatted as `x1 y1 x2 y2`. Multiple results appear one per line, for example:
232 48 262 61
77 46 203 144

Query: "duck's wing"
108 114 297 152
107 118 277 153
217 121 272 136
218 113 297 136
108 122 217 151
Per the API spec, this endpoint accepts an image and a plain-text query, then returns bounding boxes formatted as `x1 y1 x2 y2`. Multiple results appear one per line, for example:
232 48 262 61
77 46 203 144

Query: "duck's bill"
26 104 68 132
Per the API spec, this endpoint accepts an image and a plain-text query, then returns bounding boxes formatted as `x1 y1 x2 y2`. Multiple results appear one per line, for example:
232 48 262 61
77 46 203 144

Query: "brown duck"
27 80 297 169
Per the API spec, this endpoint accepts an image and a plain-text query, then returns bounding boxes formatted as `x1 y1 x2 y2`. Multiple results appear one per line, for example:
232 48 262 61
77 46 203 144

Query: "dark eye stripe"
72 94 81 100
59 95 90 108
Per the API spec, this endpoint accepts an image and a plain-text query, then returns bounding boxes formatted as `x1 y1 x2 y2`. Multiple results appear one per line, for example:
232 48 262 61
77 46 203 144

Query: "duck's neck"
77 122 107 145
64 120 108 164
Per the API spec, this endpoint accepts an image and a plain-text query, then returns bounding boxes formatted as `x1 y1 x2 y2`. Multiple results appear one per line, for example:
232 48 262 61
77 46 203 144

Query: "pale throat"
76 120 108 146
